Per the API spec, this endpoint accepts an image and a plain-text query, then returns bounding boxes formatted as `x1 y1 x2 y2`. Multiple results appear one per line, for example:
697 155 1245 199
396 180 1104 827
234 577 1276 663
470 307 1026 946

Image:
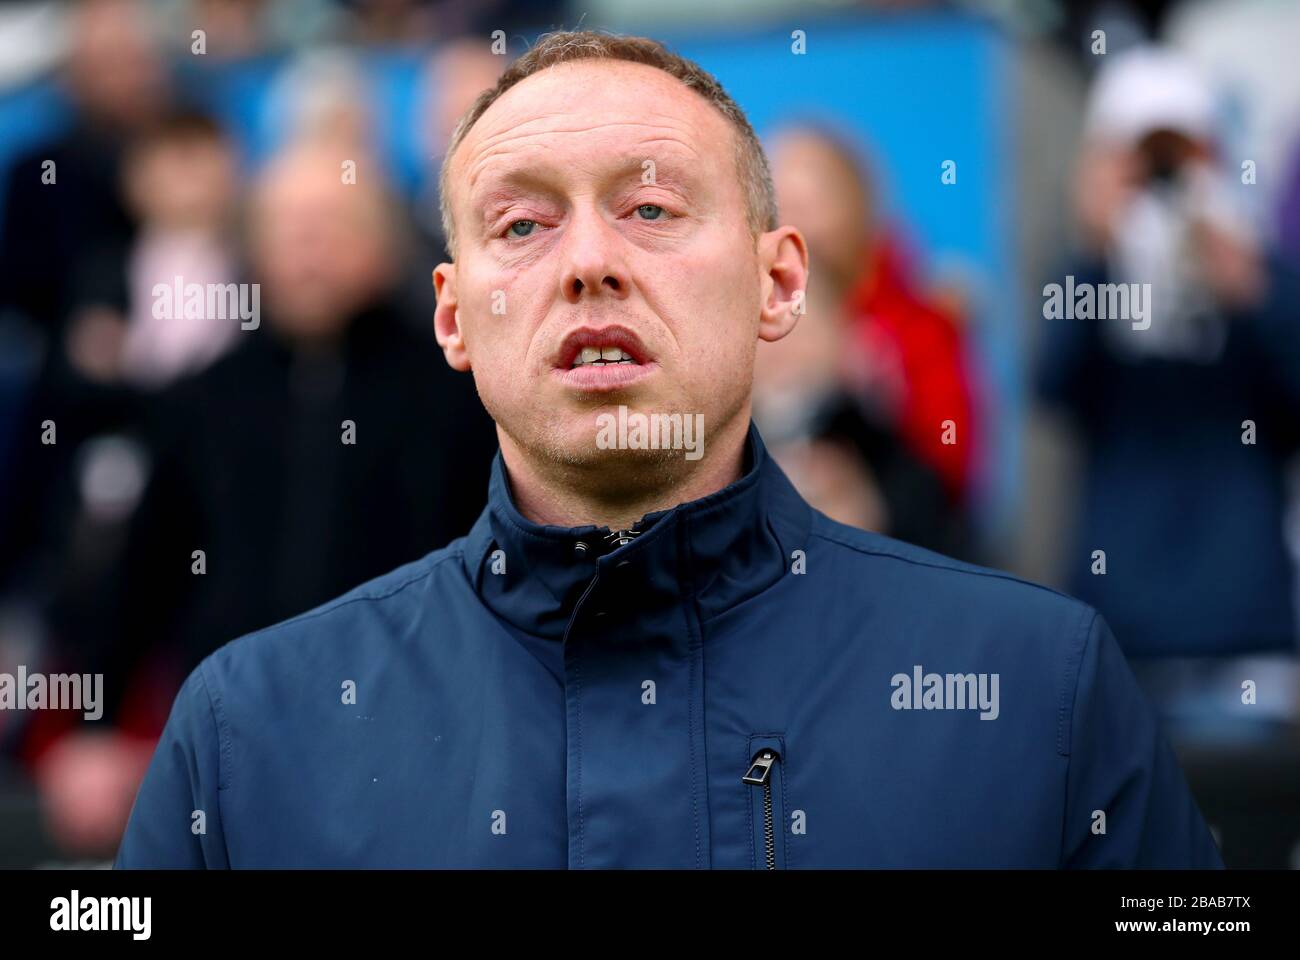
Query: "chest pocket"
743 733 790 869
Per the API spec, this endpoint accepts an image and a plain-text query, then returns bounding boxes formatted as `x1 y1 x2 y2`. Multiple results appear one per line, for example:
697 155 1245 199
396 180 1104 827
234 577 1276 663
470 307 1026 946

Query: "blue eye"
507 219 536 237
636 204 665 220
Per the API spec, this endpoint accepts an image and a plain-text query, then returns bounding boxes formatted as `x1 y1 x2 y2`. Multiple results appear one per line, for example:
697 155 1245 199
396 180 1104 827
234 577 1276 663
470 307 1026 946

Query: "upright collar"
461 422 813 642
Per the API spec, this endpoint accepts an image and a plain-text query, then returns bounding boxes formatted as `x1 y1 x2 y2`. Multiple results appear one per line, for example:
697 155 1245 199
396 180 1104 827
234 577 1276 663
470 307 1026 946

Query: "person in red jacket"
769 126 980 508
845 233 978 505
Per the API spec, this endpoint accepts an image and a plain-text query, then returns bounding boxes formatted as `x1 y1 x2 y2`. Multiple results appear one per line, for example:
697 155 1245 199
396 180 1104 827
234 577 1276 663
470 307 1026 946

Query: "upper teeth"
574 346 637 367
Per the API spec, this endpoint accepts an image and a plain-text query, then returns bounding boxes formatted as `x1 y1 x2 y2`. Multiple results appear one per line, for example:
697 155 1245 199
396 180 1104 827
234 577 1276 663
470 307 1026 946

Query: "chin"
543 422 686 472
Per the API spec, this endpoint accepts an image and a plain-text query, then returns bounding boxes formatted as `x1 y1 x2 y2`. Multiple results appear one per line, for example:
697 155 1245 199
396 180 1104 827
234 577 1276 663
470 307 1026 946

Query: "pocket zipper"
743 747 782 870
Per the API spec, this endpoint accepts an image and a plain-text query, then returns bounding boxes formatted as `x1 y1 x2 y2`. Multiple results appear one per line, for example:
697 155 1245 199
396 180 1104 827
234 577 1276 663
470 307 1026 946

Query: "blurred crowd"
0 0 1298 866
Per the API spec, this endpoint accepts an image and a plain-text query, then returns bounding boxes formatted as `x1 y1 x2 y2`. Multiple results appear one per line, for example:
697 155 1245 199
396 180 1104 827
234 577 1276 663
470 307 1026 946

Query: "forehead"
453 59 737 194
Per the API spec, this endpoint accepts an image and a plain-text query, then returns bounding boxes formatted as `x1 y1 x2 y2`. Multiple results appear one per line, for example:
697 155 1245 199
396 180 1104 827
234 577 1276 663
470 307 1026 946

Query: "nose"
559 208 631 304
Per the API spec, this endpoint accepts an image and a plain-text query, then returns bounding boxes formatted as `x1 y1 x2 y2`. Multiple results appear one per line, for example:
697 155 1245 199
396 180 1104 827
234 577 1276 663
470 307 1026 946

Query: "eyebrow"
468 154 700 219
470 169 561 213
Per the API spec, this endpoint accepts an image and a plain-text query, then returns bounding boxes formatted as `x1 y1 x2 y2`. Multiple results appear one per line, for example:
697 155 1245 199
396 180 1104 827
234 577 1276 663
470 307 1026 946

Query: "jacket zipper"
743 746 782 869
562 572 600 645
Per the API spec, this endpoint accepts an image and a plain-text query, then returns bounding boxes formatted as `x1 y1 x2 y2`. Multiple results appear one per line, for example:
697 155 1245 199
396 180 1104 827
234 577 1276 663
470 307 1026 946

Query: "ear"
433 262 471 372
756 226 809 344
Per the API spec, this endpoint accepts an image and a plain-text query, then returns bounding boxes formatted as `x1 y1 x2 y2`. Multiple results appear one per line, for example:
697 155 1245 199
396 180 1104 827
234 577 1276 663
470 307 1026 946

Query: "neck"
501 412 750 531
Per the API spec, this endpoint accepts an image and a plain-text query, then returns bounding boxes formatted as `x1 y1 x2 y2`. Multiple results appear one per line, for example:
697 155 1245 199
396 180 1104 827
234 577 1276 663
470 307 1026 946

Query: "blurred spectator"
0 0 171 590
115 138 495 707
28 140 498 855
20 111 246 676
844 228 980 507
753 257 965 555
0 0 167 338
768 125 980 552
116 109 243 389
1037 46 1300 660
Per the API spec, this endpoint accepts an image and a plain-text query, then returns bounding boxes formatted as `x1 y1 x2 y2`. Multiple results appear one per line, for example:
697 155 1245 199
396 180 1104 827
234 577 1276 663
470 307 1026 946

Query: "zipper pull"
743 748 779 785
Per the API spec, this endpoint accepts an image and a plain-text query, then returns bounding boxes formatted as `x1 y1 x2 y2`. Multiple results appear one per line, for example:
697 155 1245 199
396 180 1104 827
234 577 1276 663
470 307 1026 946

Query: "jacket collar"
462 421 813 641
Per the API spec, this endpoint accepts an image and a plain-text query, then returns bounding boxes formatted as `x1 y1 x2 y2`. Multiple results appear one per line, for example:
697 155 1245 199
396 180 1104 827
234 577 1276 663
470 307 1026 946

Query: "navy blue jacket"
115 424 1223 868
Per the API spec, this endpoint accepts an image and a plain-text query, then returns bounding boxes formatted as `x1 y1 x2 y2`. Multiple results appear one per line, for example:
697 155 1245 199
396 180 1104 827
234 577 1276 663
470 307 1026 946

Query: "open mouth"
571 346 639 368
555 325 651 369
553 325 655 392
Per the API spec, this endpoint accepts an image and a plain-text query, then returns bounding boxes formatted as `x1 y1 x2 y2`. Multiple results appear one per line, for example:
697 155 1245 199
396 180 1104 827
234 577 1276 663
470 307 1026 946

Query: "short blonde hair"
438 29 778 257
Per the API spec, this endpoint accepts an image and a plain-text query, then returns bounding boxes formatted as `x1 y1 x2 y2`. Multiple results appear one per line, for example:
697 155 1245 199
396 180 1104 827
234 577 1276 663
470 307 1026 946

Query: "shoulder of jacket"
807 511 1096 621
199 541 468 674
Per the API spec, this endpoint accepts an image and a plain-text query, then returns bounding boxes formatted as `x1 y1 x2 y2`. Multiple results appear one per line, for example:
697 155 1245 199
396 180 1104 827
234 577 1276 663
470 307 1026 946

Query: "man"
115 31 1222 868
1040 47 1300 661
0 0 170 589
33 140 498 858
767 124 980 510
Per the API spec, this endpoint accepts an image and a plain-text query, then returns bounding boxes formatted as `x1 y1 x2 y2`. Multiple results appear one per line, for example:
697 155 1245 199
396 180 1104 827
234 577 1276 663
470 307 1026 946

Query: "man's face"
251 150 395 339
435 60 803 476
770 132 871 294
